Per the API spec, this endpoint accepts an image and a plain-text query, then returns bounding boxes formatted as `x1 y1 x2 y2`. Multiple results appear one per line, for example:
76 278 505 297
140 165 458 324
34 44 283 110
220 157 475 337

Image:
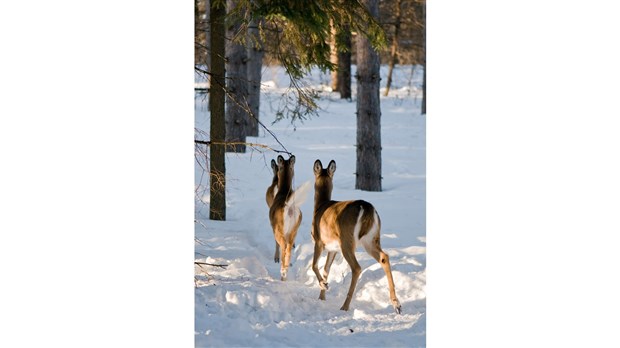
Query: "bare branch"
195 261 228 268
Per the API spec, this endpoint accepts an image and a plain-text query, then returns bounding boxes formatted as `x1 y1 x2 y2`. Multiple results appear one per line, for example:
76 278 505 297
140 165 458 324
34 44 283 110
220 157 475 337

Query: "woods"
195 0 425 219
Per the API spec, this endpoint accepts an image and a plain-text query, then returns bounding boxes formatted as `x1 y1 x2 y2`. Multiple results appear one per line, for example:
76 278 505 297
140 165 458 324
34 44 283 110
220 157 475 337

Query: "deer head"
276 155 296 193
313 159 336 209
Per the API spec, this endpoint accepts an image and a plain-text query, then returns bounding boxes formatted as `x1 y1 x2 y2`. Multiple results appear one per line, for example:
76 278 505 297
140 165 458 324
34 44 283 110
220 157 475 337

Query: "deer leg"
364 239 402 314
340 247 362 311
378 250 402 314
311 242 328 300
285 212 301 267
274 242 280 263
318 251 337 301
281 242 292 281
273 231 288 281
322 251 337 282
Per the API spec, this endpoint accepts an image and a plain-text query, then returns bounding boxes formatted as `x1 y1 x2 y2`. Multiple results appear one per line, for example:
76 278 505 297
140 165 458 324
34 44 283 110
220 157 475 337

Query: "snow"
195 65 425 347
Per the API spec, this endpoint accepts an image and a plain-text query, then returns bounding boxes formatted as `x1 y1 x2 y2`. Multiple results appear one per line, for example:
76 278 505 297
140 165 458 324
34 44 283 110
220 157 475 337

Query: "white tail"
282 180 310 252
311 159 402 314
285 180 311 213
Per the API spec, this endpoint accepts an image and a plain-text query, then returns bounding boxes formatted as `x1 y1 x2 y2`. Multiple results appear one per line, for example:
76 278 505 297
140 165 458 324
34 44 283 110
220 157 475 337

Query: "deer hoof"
394 305 402 315
393 299 402 314
280 269 288 281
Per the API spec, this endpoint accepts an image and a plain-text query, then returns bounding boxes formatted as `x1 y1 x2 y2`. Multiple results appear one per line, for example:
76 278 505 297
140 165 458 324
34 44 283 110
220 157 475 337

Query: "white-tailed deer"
311 159 401 314
269 155 310 280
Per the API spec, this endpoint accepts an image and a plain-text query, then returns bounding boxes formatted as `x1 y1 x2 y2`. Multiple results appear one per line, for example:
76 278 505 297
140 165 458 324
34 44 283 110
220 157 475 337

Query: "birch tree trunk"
355 0 382 192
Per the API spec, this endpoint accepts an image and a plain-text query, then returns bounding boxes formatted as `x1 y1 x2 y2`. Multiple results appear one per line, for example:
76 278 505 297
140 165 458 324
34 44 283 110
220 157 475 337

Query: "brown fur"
311 159 402 313
269 155 302 280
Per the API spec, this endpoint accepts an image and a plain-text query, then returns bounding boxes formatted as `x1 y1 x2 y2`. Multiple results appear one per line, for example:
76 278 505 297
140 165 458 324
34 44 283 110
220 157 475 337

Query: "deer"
311 159 402 314
269 155 310 280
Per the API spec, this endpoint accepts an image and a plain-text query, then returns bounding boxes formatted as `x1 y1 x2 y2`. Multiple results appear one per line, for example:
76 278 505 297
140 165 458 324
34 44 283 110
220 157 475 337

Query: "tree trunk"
209 0 226 220
205 0 210 71
195 0 209 67
330 20 339 92
225 0 248 153
422 64 426 115
421 1 426 115
246 17 264 137
384 0 401 97
355 0 382 192
337 25 352 100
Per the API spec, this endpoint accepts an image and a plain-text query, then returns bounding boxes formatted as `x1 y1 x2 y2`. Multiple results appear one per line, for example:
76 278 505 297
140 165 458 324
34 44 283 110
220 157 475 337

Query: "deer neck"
276 172 293 198
314 182 332 211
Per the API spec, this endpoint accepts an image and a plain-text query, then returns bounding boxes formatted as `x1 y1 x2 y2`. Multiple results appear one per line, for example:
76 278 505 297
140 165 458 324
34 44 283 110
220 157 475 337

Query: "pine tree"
209 0 226 220
225 0 249 152
355 0 382 192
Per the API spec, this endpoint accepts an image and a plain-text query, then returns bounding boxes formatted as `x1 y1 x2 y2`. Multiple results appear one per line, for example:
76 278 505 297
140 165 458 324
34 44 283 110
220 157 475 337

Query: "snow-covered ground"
194 65 425 347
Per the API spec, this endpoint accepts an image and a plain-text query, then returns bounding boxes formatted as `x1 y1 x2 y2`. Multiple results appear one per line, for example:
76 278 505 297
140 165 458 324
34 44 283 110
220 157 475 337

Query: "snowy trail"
195 65 425 347
195 224 426 347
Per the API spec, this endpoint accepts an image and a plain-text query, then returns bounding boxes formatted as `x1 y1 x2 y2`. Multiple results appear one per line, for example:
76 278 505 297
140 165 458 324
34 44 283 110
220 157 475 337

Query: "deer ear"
313 160 323 175
271 159 277 170
289 155 295 165
327 160 336 176
277 155 284 165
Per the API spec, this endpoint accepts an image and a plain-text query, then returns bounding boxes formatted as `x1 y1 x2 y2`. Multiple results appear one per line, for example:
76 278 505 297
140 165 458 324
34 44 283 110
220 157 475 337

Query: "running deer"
311 159 402 314
269 155 310 280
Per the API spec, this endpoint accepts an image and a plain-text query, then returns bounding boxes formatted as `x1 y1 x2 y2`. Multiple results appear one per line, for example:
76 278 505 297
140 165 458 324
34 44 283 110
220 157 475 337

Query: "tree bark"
421 0 426 115
422 64 426 115
209 0 226 220
330 19 339 92
384 0 401 97
355 0 382 192
246 17 264 137
336 25 352 100
225 0 248 152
